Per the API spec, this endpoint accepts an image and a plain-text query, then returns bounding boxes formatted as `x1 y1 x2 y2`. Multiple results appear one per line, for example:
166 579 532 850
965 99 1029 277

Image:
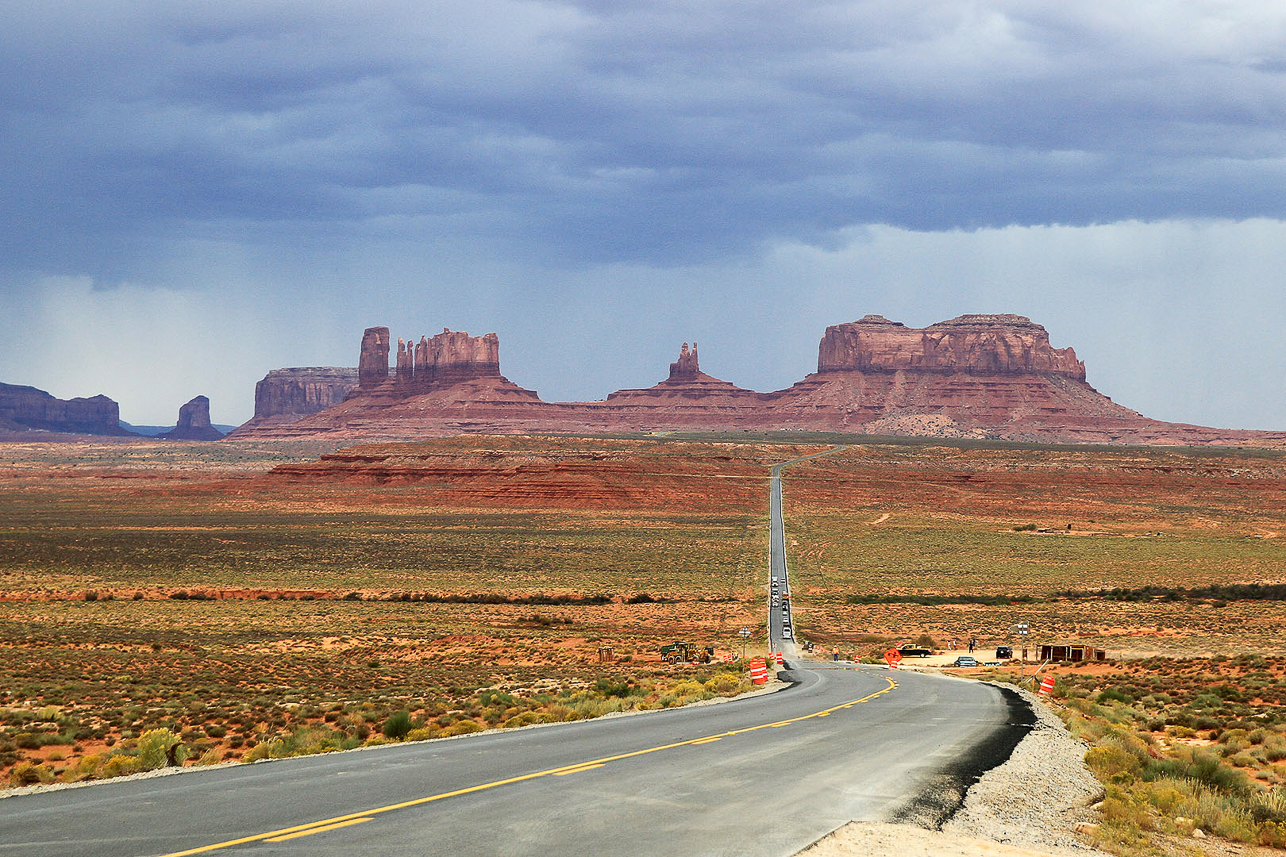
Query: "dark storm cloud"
5 1 1286 276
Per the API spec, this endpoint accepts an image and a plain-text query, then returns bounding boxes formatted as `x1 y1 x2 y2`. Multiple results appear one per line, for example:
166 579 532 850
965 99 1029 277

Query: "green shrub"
9 761 55 786
440 720 483 737
382 710 413 740
136 728 185 770
100 754 139 778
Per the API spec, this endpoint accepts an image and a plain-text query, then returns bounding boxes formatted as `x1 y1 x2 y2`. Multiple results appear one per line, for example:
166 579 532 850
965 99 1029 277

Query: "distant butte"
160 395 225 441
232 316 1286 448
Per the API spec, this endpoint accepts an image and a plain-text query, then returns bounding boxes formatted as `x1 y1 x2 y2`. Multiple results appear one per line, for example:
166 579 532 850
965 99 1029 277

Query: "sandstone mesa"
0 382 131 437
230 315 1286 448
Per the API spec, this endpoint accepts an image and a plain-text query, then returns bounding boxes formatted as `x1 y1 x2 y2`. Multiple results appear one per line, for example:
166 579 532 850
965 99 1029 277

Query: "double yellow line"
159 676 896 856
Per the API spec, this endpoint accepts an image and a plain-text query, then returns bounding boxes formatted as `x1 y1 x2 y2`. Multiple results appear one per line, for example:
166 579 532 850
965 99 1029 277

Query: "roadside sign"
883 648 903 669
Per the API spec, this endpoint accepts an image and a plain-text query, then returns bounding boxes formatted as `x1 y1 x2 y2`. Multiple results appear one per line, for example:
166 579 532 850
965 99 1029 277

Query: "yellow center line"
690 737 722 744
552 763 605 776
157 675 896 856
264 817 372 842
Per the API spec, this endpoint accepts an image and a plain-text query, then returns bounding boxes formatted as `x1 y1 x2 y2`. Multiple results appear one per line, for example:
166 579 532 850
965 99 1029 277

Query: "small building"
1040 644 1107 663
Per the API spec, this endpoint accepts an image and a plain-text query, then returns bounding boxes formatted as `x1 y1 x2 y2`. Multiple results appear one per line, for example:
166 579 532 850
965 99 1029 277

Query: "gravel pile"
942 683 1108 855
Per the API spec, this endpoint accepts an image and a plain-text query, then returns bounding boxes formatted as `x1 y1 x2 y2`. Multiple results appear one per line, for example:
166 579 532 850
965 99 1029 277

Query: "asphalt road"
0 667 1019 857
2 444 1026 856
769 447 845 653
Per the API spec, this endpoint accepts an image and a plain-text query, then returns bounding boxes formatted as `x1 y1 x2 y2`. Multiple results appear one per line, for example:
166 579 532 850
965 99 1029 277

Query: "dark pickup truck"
897 645 932 658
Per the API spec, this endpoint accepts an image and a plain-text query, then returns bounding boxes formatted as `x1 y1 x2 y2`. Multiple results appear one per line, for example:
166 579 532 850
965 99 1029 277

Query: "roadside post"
739 626 750 661
1012 622 1030 685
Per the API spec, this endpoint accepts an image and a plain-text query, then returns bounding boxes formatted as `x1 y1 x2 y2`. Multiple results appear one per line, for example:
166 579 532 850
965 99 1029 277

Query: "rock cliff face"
817 314 1086 379
358 328 504 397
0 383 132 435
402 329 502 388
235 317 1286 448
669 342 701 380
229 368 360 434
160 396 225 441
358 327 391 390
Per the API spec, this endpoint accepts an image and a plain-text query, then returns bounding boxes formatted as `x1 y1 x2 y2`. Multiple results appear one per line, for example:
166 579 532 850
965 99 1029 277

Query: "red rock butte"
230 315 1286 448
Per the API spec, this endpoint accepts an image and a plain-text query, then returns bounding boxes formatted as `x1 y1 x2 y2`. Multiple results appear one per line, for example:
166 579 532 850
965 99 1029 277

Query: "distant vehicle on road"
953 655 978 667
897 644 932 658
995 646 1013 659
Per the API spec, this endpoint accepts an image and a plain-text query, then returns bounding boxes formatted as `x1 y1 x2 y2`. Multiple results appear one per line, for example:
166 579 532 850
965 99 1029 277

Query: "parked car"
953 655 978 667
995 646 1013 659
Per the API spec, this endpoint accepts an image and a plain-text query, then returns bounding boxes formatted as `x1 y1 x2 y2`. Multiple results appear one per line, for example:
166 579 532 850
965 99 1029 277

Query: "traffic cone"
1038 675 1055 696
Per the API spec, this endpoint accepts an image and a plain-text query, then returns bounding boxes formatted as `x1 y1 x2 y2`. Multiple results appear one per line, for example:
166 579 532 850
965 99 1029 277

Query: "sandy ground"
798 822 1096 857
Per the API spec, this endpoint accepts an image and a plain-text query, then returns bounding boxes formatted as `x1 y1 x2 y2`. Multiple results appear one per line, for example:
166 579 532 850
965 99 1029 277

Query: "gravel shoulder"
799 683 1112 857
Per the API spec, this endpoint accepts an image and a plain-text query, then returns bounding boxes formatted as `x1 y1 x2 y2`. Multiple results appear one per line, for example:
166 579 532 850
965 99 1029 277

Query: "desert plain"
5 432 1286 853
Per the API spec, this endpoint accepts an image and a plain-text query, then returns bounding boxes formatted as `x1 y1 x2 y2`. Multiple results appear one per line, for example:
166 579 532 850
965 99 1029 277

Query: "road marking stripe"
690 737 722 744
156 675 895 857
264 818 372 842
552 763 605 776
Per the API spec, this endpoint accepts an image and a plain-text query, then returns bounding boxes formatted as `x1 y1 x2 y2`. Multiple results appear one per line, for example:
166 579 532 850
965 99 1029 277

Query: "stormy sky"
2 2 1285 428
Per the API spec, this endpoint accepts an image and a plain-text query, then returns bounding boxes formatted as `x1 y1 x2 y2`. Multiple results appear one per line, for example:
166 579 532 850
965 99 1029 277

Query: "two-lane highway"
768 447 845 653
0 444 1030 856
0 667 1018 857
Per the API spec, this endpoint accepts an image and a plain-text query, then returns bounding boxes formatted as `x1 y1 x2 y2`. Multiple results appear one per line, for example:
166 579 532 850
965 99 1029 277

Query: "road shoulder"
798 683 1110 857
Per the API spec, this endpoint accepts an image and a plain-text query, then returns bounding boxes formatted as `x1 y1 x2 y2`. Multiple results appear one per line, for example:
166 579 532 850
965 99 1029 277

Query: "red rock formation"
357 328 503 395
0 382 132 436
160 396 225 441
235 317 1286 448
669 342 700 380
358 327 390 389
229 367 359 434
817 314 1085 378
412 329 502 387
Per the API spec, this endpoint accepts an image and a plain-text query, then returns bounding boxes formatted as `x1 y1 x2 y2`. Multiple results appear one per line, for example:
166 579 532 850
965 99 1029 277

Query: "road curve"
1 445 1029 856
0 666 1018 857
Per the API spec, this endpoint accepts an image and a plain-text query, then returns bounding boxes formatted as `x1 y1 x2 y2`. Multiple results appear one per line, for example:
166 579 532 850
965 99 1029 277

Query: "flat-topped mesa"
358 327 391 389
0 382 130 435
253 368 358 420
817 313 1086 380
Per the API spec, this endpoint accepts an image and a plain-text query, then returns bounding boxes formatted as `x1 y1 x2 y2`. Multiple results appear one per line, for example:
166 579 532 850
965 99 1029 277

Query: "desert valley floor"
6 433 1286 852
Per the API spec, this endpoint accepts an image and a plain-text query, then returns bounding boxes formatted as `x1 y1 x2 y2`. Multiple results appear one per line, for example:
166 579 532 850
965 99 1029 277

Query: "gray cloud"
3 2 1286 430
5 1 1286 274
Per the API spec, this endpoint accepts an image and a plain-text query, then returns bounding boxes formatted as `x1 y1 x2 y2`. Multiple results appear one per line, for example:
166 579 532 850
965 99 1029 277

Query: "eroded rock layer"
160 395 225 441
818 314 1086 379
0 383 131 436
236 316 1286 448
230 368 360 434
